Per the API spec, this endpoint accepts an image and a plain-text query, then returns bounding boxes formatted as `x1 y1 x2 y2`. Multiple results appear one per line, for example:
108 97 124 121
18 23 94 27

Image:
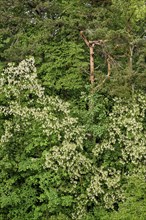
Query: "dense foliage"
0 0 146 219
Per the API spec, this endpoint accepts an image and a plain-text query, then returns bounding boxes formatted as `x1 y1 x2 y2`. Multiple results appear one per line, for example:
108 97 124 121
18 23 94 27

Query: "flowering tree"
0 58 86 219
93 93 146 167
0 58 145 220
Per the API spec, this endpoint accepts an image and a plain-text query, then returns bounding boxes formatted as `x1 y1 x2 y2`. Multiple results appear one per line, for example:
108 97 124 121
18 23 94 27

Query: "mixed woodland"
0 0 146 219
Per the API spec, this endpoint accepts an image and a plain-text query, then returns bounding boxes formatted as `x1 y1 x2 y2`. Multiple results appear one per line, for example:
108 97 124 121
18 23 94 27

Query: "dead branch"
80 31 90 47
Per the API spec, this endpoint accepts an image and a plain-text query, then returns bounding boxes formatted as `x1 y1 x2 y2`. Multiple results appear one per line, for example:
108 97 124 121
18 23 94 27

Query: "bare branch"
80 31 90 47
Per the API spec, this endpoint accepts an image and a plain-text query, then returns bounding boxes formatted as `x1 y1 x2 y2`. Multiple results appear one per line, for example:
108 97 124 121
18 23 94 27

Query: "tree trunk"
90 45 95 85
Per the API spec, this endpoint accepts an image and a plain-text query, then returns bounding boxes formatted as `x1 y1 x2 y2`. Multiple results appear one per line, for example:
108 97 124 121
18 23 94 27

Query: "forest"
0 0 146 219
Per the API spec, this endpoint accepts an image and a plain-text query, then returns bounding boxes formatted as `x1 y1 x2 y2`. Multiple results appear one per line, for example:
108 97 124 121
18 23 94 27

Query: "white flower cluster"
0 57 44 100
86 167 123 209
93 94 146 166
1 121 13 143
45 142 92 180
0 58 84 148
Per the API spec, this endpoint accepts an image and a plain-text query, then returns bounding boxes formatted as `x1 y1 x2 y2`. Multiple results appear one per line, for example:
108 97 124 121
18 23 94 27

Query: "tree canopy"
0 0 146 219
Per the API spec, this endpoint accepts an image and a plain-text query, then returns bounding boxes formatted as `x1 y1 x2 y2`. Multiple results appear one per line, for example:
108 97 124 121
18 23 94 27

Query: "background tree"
1 0 145 99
